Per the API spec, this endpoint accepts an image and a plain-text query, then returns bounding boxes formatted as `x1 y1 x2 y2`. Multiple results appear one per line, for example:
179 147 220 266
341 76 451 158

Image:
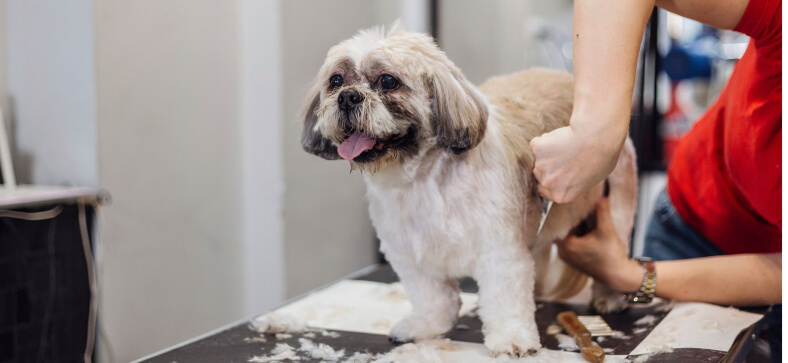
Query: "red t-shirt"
667 0 782 255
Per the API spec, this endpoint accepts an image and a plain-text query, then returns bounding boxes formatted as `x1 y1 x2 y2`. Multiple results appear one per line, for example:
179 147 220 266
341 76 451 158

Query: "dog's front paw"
484 326 541 358
389 315 452 343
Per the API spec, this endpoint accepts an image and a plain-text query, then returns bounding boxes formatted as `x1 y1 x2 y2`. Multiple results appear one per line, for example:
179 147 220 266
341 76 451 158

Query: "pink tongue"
338 132 377 161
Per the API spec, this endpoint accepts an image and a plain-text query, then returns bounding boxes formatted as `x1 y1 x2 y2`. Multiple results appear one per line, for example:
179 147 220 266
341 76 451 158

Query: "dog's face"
300 24 488 172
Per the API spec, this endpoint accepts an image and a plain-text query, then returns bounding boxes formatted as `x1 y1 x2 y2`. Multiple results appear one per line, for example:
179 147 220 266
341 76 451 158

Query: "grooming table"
137 264 767 363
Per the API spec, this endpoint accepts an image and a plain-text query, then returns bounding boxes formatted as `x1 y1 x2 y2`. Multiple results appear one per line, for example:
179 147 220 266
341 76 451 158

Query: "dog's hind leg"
592 137 638 313
475 242 541 357
387 258 461 343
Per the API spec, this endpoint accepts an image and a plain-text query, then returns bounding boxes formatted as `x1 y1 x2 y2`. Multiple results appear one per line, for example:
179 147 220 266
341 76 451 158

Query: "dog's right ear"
300 86 340 160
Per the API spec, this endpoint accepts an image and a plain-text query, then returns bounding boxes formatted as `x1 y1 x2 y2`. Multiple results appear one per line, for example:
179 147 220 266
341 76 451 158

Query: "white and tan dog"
300 24 637 357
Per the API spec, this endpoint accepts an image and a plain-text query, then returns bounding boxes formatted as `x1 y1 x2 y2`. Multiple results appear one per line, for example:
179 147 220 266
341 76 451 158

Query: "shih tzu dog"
300 23 637 357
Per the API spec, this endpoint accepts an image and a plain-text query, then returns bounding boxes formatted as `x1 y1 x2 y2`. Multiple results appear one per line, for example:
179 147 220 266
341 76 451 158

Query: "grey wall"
440 0 573 84
94 1 244 361
5 0 97 186
281 0 402 298
240 0 286 320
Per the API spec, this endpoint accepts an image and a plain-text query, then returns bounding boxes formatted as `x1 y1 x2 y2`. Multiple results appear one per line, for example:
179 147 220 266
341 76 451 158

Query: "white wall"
94 1 244 361
5 0 97 187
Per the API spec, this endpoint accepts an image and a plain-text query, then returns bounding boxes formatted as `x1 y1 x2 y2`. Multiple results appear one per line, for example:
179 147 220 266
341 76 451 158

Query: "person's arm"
529 0 654 204
656 0 749 30
530 0 750 204
611 252 781 306
556 199 782 306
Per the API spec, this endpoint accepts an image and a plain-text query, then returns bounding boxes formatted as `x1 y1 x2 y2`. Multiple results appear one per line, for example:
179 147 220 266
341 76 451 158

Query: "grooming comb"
558 311 606 363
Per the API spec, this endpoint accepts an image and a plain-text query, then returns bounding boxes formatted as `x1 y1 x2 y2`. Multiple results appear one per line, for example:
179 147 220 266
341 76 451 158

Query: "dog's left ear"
430 67 489 154
300 86 340 160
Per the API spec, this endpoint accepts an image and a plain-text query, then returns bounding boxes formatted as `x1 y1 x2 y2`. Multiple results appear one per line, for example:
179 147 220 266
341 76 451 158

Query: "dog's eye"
379 74 399 90
330 75 343 88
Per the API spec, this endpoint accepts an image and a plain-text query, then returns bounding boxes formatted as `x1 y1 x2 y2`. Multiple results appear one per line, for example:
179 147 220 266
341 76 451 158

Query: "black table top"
137 264 763 363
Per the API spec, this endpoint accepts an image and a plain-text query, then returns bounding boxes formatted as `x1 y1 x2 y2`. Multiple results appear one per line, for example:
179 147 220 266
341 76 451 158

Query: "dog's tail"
534 242 589 300
548 257 590 300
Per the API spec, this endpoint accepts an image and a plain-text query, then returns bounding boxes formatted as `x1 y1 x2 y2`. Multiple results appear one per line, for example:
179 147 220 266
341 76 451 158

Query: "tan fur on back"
480 69 574 175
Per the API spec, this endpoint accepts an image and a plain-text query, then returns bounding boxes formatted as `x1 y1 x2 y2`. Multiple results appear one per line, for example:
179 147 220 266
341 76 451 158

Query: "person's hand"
530 124 622 204
555 197 642 293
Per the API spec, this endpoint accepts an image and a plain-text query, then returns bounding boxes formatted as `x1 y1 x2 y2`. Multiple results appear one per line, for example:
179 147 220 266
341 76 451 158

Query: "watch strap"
623 257 656 304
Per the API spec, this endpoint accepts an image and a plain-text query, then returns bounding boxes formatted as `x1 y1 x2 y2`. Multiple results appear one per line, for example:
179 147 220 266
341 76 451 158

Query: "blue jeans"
642 189 724 261
643 189 780 362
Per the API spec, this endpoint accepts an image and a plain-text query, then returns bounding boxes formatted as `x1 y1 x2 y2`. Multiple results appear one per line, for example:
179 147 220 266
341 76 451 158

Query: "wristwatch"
623 257 656 304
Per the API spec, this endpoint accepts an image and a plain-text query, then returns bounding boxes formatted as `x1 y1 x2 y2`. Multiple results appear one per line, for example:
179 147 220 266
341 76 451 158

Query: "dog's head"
300 23 488 172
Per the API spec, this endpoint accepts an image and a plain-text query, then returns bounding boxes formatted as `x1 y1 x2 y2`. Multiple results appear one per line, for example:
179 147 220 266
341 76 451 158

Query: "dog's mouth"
337 127 415 163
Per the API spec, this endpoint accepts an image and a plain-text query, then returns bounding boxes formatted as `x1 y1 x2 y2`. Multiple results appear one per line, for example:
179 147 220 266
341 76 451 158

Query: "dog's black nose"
338 89 364 111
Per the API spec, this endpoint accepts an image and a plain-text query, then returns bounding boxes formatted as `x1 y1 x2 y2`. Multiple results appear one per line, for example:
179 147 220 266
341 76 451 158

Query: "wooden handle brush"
557 311 605 363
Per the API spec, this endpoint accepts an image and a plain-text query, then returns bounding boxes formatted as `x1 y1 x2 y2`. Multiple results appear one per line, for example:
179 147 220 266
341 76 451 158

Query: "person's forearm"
572 0 654 143
656 0 749 30
612 254 782 306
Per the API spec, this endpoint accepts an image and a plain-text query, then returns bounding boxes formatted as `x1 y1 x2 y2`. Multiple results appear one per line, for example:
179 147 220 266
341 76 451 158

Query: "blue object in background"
663 36 718 81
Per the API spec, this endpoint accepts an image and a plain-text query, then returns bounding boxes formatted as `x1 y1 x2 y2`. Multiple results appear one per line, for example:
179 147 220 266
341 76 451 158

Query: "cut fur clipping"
251 312 306 334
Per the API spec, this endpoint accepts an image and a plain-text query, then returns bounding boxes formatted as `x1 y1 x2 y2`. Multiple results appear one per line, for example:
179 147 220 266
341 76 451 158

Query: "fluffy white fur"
300 23 637 357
